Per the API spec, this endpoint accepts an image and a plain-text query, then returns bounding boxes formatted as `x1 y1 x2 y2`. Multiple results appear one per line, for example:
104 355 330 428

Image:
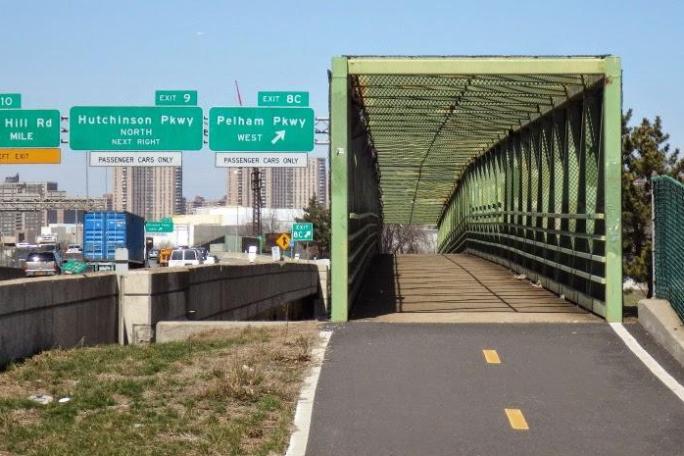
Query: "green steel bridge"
329 56 622 322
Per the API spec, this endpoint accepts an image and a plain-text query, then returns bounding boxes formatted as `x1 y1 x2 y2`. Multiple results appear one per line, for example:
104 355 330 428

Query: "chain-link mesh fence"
652 175 684 322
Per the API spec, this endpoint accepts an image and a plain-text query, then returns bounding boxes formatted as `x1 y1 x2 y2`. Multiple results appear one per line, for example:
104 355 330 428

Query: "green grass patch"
0 325 319 456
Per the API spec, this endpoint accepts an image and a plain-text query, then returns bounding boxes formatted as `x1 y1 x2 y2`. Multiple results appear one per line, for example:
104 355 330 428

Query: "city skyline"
0 157 329 211
0 157 328 243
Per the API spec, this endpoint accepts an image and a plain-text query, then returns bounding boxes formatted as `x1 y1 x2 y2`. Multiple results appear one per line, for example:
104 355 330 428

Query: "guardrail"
0 273 118 366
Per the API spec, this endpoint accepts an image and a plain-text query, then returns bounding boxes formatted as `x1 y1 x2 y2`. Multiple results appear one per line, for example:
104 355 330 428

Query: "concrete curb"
286 330 332 456
155 320 312 343
357 312 601 324
638 298 684 366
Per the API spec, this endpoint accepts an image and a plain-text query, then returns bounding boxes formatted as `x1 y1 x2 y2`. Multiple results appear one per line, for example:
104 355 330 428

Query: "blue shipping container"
83 211 145 263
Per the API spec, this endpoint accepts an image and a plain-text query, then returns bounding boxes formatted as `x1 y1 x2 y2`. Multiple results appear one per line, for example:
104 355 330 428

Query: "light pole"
233 170 239 253
0 231 4 267
235 206 240 252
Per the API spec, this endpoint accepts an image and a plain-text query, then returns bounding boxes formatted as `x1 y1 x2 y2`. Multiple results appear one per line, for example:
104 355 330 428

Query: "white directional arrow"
271 130 286 144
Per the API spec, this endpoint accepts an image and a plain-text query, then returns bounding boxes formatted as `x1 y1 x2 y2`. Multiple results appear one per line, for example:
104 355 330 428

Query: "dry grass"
624 287 648 308
0 324 321 456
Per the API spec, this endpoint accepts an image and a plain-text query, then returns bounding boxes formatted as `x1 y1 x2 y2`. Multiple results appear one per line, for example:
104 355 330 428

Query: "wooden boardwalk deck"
352 254 589 321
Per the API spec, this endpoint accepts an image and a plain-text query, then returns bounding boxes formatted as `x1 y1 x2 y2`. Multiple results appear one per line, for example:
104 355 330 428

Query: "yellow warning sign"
0 148 61 164
275 232 291 250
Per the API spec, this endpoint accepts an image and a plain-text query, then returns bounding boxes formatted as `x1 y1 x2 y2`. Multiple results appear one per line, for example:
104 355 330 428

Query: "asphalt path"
306 323 684 456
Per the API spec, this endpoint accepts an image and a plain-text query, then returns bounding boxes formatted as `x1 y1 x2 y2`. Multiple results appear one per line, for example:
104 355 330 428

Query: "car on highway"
23 251 62 277
192 247 209 262
148 248 159 260
192 248 206 264
66 244 82 254
168 248 201 268
204 254 219 265
157 247 174 267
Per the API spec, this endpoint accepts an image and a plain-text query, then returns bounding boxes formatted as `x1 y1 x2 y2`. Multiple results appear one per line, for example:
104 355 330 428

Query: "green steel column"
603 57 623 322
330 57 350 322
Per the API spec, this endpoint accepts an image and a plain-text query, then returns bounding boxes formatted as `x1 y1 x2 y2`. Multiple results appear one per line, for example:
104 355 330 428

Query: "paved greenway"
306 323 684 456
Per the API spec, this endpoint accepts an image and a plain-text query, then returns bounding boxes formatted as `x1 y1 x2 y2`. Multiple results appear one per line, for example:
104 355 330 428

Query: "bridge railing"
652 175 684 322
437 82 621 318
345 88 382 312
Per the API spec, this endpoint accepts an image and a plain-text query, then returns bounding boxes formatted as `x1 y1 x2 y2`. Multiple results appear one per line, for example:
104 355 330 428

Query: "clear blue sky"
1 0 683 198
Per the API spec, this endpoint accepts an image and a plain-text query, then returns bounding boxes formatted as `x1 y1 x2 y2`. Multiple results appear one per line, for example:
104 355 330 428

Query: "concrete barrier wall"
0 273 118 366
639 298 684 366
313 260 330 317
0 266 25 281
187 263 319 320
0 262 322 363
120 268 188 344
122 263 319 343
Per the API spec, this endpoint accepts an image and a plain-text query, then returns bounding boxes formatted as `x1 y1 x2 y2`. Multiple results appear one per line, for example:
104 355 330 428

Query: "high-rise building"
268 168 294 208
226 158 328 210
226 158 328 209
226 168 265 208
112 166 183 220
267 157 328 208
103 193 114 211
295 157 327 208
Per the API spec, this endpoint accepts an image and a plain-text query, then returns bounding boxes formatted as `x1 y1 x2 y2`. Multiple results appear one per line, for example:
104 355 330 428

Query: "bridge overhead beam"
347 57 610 75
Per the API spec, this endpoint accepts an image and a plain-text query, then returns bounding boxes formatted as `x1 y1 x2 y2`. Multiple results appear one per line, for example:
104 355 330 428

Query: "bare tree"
381 224 436 254
261 211 279 234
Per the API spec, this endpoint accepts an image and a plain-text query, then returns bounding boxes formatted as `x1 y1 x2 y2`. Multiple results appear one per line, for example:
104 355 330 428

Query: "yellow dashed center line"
482 349 529 431
482 349 501 364
504 408 529 430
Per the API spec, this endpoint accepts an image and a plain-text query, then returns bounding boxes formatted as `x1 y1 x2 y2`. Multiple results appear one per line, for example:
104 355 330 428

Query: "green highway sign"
292 222 314 242
258 91 309 107
69 106 203 151
0 109 60 148
155 90 198 106
209 107 314 152
145 217 174 233
0 94 21 109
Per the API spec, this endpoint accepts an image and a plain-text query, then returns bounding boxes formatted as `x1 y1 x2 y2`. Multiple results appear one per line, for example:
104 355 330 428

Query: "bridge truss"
330 56 622 322
0 197 105 212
